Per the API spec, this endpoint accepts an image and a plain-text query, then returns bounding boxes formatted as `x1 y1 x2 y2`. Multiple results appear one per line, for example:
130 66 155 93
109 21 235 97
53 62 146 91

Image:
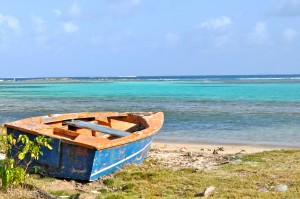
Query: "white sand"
152 141 297 155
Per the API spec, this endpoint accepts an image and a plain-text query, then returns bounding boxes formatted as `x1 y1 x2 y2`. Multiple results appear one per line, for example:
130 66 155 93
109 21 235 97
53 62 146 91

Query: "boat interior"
4 112 164 149
47 115 147 140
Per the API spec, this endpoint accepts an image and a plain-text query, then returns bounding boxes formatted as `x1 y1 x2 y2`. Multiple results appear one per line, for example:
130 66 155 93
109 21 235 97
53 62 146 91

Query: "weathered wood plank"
64 121 131 137
109 119 137 131
53 127 80 138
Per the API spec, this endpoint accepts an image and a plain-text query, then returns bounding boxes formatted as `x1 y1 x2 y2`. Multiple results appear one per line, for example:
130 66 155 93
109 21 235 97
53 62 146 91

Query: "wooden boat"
4 112 164 181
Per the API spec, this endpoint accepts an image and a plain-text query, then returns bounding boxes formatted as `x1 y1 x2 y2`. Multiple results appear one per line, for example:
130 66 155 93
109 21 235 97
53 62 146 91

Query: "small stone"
91 190 99 194
258 186 268 192
191 157 198 162
217 147 224 151
271 174 278 179
235 149 246 154
70 180 76 184
158 145 167 151
180 147 188 152
172 167 180 171
213 149 218 155
196 165 206 170
233 159 242 164
204 186 216 198
275 184 288 192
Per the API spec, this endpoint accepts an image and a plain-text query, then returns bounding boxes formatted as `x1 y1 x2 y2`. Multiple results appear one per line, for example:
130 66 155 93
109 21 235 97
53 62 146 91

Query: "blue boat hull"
7 128 153 181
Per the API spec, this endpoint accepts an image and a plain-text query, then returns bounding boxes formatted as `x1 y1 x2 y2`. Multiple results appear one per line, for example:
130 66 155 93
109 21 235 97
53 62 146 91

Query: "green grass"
96 150 300 198
97 193 125 199
103 178 115 187
29 174 56 183
1 150 300 198
49 190 80 198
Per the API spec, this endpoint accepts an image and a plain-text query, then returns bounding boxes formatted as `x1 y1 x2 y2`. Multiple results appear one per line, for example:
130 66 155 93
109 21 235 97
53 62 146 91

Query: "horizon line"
1 73 300 79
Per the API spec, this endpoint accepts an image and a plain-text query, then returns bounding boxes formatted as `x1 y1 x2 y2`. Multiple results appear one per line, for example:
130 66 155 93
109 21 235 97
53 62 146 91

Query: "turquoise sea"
0 75 300 147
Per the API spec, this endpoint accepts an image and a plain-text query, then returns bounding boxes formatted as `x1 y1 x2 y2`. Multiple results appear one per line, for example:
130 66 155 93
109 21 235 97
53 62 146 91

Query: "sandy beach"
144 141 298 173
1 124 293 155
152 141 297 154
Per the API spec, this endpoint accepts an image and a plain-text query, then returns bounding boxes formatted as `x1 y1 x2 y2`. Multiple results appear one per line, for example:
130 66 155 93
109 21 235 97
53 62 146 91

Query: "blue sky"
0 0 300 77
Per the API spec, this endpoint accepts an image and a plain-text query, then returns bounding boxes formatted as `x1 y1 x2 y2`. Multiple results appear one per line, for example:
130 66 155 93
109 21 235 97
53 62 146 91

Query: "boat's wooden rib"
53 127 80 138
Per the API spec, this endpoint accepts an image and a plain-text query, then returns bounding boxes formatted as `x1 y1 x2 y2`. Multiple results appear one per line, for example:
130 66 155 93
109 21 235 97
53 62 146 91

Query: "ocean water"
0 75 300 147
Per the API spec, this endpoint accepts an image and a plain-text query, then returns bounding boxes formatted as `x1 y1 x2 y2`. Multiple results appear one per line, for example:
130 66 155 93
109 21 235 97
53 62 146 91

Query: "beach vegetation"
239 153 266 163
0 149 299 198
96 150 300 198
0 134 52 189
98 193 125 199
49 190 80 198
103 178 115 187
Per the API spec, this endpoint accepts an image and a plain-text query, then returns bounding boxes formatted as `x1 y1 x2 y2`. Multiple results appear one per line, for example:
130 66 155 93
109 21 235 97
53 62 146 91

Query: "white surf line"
91 141 152 177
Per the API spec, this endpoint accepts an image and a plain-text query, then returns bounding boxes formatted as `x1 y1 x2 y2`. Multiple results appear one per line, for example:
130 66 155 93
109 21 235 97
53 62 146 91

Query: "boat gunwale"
4 112 164 150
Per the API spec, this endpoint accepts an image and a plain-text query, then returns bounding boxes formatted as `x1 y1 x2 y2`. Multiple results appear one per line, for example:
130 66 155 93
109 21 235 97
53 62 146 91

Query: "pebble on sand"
204 186 216 198
195 186 216 197
274 184 288 192
158 145 167 150
180 147 188 152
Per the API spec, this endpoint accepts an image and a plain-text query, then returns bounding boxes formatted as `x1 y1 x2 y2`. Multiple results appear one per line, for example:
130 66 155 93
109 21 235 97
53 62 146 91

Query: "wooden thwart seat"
64 121 131 138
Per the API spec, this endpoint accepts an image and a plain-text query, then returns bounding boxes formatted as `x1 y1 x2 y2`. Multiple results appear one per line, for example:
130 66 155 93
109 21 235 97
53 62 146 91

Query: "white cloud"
31 15 46 34
283 28 297 41
54 2 81 19
62 21 79 33
272 0 300 16
214 33 232 48
36 35 49 44
53 9 62 17
130 0 141 6
5 16 20 31
31 15 49 44
246 22 268 44
106 0 142 17
32 16 44 26
0 13 21 31
69 2 81 18
199 16 232 29
165 32 179 46
91 35 103 45
90 30 137 52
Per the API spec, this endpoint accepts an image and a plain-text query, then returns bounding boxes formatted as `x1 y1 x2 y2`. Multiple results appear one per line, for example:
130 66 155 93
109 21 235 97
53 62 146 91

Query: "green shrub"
103 178 115 187
121 182 135 191
0 133 52 188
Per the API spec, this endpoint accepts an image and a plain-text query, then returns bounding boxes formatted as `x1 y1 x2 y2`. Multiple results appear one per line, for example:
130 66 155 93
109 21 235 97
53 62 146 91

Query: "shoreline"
1 125 298 155
152 140 299 154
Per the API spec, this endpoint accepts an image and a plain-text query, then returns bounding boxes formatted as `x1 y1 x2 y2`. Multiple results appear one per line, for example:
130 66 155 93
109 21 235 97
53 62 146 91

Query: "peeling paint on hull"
7 128 153 181
5 112 163 181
